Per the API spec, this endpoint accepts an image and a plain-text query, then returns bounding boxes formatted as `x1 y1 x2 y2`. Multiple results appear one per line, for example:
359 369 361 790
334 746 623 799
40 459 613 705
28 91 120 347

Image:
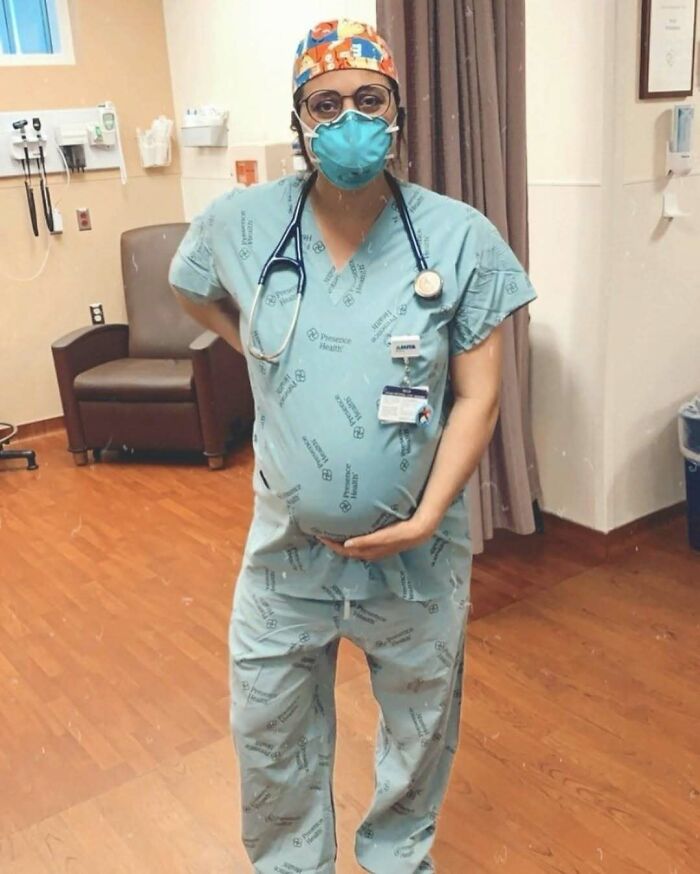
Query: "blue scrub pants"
228 563 470 873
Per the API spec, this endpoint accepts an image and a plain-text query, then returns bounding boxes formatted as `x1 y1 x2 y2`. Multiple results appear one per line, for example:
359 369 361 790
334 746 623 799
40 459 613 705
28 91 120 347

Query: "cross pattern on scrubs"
169 172 538 604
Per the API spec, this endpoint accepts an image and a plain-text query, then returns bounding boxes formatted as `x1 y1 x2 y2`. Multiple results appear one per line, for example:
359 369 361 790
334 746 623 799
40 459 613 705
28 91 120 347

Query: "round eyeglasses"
298 84 394 124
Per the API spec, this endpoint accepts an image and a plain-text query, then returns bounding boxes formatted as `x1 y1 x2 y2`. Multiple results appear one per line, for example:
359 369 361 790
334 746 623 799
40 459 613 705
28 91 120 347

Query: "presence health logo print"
238 209 254 262
276 371 304 408
305 326 353 354
334 393 363 433
339 461 360 513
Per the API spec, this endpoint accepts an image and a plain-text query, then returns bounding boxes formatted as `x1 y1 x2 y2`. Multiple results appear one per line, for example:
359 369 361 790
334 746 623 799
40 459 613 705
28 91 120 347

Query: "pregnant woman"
170 18 537 874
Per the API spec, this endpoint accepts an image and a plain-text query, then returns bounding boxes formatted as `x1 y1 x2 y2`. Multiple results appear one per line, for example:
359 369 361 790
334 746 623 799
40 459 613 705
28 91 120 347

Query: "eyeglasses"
298 84 395 124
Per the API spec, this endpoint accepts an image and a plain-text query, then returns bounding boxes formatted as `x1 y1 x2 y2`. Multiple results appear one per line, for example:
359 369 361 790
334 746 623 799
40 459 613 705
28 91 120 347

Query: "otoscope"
12 119 39 237
32 117 54 232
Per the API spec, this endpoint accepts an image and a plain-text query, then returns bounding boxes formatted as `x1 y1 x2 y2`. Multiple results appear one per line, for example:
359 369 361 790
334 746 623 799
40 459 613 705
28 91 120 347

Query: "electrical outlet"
89 303 105 325
76 207 91 231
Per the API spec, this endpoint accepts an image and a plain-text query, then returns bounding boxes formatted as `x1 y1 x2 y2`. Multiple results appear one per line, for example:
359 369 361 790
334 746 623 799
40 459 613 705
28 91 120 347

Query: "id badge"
378 385 432 425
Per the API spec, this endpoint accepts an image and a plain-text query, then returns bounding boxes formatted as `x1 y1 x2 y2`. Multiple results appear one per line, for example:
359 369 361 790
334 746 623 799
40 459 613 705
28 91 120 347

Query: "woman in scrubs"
170 18 537 874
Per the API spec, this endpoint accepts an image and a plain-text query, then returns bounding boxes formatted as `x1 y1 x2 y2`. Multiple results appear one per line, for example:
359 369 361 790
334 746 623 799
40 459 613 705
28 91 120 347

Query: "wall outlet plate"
76 207 91 230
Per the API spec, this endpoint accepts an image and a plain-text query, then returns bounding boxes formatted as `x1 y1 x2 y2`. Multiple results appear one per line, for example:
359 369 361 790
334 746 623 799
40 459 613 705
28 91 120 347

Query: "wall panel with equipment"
0 103 126 179
0 102 127 238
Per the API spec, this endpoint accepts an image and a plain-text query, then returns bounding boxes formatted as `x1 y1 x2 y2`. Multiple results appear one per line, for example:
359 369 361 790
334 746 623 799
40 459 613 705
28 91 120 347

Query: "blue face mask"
297 109 399 190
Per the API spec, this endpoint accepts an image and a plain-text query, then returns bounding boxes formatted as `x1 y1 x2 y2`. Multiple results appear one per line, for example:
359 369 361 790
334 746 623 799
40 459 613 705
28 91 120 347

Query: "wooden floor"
1 431 698 873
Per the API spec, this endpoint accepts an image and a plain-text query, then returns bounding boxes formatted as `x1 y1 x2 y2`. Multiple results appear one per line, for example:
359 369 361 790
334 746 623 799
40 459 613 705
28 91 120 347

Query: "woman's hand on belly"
316 514 435 561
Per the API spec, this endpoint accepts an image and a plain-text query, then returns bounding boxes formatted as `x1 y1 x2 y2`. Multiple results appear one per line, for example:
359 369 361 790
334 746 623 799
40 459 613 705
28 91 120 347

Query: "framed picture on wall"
640 0 698 98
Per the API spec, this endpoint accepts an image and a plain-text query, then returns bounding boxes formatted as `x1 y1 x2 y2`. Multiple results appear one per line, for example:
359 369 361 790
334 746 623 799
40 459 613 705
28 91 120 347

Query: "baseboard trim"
14 416 65 438
540 501 686 562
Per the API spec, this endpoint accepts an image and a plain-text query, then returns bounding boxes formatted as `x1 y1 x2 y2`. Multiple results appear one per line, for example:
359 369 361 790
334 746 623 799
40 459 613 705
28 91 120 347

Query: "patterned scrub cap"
293 18 399 93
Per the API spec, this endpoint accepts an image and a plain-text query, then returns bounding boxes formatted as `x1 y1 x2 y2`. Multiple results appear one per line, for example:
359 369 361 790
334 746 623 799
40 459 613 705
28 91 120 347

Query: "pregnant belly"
259 431 438 539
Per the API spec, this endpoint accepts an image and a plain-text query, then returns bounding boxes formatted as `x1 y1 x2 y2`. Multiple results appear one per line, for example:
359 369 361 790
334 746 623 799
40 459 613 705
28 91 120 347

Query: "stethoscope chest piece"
413 269 443 299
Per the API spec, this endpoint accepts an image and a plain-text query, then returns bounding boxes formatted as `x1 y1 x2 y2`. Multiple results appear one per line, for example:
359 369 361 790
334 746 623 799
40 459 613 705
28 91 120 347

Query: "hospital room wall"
606 0 700 532
161 0 377 219
526 0 609 533
1 0 184 427
527 0 700 533
160 0 698 534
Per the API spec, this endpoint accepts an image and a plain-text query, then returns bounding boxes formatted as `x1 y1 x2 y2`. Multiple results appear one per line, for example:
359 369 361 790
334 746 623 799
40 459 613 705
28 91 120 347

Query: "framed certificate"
640 0 698 98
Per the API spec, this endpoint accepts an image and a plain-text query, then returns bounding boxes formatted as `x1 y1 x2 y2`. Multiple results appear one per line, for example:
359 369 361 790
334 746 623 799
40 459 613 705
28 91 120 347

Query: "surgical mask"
295 108 399 190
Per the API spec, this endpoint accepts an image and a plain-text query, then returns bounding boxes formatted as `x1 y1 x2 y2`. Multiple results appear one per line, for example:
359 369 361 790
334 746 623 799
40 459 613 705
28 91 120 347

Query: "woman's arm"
410 324 503 531
171 287 244 355
317 324 504 560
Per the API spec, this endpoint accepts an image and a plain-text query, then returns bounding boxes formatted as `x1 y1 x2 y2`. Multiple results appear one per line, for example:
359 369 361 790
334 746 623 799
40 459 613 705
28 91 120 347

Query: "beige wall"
1 0 184 427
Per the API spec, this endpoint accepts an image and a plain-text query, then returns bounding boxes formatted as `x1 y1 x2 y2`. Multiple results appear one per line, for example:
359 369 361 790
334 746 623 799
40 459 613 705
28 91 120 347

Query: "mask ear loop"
293 107 318 139
385 110 402 162
292 107 321 165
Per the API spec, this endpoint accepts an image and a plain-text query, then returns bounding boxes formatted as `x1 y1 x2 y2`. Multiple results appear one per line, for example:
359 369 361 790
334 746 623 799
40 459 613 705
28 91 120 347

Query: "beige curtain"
377 0 543 552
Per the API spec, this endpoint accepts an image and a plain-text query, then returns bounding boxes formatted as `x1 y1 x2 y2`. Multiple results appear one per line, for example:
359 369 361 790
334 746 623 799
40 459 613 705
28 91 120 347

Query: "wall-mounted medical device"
2 103 127 237
1 104 126 180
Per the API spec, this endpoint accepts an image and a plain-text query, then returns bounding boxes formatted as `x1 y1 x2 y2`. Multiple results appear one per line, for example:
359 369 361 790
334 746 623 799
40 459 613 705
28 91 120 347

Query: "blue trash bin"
678 394 700 551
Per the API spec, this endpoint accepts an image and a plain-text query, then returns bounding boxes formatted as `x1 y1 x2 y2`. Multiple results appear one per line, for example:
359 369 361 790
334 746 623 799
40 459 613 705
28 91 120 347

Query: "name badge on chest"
390 334 421 358
378 385 432 425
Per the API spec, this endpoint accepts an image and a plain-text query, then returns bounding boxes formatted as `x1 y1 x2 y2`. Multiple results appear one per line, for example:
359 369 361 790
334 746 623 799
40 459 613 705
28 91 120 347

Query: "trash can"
678 394 700 551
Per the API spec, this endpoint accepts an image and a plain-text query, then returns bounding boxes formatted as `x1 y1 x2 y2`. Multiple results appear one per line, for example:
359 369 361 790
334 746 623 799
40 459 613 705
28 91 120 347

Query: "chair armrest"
189 331 254 454
51 323 129 454
52 323 130 375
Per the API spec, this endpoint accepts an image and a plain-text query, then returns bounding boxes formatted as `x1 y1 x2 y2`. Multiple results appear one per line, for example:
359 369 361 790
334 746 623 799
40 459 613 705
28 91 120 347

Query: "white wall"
526 0 699 533
607 0 700 531
163 0 376 218
163 0 699 534
526 0 610 531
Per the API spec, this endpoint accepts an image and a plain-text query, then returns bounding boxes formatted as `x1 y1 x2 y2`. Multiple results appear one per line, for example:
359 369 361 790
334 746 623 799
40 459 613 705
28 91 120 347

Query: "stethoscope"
247 169 443 363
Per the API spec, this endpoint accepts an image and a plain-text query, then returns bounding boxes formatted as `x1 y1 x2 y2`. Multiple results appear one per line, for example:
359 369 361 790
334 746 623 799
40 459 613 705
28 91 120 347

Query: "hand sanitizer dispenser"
666 104 694 175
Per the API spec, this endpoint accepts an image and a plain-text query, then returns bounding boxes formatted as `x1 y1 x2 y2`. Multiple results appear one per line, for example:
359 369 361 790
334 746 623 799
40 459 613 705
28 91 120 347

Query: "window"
0 0 74 65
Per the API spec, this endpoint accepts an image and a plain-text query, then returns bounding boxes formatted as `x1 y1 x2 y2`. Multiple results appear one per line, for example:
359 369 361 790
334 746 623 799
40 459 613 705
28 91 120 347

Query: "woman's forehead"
300 68 390 96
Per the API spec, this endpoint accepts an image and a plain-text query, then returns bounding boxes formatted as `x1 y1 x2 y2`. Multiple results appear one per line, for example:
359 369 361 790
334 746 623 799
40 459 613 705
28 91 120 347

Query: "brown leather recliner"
51 223 253 470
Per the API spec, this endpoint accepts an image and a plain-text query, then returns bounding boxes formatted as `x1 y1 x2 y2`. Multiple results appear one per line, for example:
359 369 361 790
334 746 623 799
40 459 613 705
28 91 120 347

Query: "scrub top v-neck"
304 189 396 303
169 172 538 602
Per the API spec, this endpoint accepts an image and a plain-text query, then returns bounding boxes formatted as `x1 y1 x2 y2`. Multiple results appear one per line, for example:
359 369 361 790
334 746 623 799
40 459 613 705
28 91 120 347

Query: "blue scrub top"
169 173 538 602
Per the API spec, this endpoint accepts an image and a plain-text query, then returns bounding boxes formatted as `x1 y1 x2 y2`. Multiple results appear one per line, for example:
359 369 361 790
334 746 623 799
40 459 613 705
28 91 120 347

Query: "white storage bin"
181 107 228 147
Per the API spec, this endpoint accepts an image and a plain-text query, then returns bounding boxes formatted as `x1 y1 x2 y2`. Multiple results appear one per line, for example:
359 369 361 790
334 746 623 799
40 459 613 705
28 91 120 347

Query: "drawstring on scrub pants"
343 596 351 619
